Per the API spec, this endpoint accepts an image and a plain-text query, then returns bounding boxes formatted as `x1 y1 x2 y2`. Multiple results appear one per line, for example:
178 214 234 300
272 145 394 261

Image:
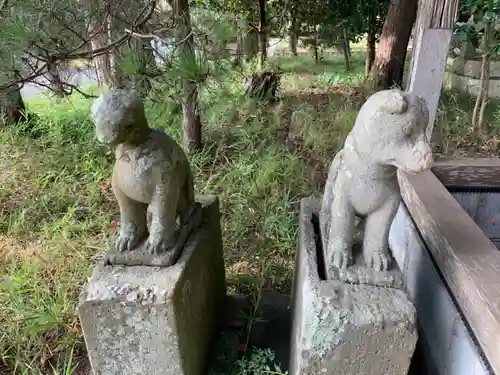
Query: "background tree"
348 0 389 77
298 0 351 66
464 0 500 134
0 0 218 150
370 0 419 89
173 0 203 151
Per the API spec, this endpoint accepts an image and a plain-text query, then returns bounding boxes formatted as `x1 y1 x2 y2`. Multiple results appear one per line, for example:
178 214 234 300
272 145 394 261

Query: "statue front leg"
363 195 400 272
113 178 148 252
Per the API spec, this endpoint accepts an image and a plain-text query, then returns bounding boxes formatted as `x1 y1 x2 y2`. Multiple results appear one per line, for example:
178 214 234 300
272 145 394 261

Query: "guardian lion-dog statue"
91 89 202 267
320 89 433 277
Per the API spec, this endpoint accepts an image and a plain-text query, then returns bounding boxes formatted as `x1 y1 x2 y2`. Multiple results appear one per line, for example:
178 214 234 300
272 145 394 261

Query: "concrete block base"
290 197 417 375
78 195 226 375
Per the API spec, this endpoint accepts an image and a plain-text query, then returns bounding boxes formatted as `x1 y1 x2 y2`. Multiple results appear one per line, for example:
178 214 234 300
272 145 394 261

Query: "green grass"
1 52 500 374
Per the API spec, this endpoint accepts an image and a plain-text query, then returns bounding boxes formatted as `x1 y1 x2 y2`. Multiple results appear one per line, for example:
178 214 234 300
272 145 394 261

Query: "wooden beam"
414 0 459 30
431 0 460 28
407 0 459 140
398 170 500 375
407 28 453 140
432 157 500 188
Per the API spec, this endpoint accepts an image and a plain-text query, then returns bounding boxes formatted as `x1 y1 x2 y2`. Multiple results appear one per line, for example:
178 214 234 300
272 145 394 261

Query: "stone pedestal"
78 195 226 375
290 197 417 375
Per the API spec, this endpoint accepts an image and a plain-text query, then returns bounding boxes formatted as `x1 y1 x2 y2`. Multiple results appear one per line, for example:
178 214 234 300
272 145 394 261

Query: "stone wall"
444 56 500 98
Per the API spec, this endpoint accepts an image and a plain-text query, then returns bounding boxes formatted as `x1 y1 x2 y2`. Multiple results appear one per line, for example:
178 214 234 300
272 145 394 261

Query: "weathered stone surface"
320 89 433 274
78 196 226 375
91 89 199 266
290 197 417 375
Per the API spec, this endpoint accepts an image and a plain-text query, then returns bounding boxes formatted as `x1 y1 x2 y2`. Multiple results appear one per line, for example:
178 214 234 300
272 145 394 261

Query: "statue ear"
379 90 408 114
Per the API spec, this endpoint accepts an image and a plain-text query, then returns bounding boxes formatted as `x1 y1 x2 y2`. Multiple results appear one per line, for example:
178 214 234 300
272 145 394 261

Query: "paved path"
20 67 100 100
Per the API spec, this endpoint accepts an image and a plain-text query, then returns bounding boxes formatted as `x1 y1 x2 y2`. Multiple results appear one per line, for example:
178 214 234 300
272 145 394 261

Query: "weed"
210 348 287 375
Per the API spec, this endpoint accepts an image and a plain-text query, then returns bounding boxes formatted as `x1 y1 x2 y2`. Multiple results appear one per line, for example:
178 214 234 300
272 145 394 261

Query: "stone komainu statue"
320 89 433 276
91 89 200 266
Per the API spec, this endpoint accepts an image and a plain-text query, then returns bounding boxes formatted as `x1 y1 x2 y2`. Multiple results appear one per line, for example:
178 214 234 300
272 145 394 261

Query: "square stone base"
290 197 417 375
78 195 226 375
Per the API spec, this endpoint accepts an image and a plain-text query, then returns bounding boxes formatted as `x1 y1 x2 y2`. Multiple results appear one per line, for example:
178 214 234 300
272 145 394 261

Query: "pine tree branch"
0 0 158 91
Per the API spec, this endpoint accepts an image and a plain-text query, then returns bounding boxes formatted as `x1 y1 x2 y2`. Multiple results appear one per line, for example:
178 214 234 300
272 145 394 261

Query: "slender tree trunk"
107 14 127 88
288 10 298 56
311 25 320 63
370 0 418 89
364 6 376 77
89 19 114 88
311 28 319 63
47 62 65 97
241 20 259 61
173 0 202 152
233 36 243 67
258 0 267 68
472 0 493 135
342 27 350 71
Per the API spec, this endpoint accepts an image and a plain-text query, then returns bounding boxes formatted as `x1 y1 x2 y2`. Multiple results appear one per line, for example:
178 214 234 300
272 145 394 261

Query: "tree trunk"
173 0 202 152
258 0 267 68
472 0 493 134
312 33 319 63
89 19 114 88
370 0 418 89
364 6 376 77
241 20 259 61
232 36 243 67
288 10 298 56
0 84 26 125
342 27 350 71
47 62 65 97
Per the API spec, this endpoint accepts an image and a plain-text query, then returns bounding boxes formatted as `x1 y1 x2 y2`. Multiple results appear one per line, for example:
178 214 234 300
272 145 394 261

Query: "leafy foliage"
454 0 500 54
210 348 287 375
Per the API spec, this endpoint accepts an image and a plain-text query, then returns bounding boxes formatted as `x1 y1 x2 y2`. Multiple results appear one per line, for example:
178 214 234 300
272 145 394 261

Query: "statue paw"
364 251 391 272
116 229 144 252
146 233 176 255
331 248 352 269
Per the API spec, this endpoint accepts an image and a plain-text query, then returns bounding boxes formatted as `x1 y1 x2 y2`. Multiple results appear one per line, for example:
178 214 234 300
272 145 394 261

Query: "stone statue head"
91 89 149 147
348 89 433 174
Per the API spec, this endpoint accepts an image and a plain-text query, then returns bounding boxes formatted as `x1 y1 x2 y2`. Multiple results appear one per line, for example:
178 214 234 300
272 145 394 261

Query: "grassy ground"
1 51 500 374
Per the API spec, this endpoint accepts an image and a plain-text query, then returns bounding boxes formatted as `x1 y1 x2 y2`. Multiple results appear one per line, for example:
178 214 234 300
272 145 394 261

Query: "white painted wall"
389 204 490 375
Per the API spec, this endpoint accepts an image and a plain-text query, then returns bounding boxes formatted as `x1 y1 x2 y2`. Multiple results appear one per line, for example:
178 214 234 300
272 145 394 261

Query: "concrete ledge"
78 195 226 375
290 197 417 375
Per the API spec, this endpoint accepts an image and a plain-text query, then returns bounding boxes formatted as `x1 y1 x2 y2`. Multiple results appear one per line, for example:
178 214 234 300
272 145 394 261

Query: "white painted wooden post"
406 0 460 140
